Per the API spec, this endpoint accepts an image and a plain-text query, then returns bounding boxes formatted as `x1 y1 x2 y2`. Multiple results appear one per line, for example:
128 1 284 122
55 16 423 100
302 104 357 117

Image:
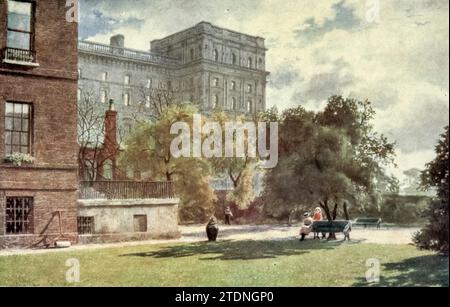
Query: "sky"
78 0 449 182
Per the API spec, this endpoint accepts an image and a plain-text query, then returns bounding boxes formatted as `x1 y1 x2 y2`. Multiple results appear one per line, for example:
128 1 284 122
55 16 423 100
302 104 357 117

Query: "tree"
208 111 259 210
263 96 396 236
120 104 216 222
414 126 449 254
77 88 126 181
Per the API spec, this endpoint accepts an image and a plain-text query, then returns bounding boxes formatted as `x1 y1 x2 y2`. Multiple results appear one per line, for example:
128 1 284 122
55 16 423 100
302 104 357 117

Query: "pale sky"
79 0 449 180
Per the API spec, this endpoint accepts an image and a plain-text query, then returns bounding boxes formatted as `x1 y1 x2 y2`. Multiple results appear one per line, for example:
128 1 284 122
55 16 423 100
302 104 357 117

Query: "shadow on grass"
181 225 293 240
120 239 350 261
353 254 449 287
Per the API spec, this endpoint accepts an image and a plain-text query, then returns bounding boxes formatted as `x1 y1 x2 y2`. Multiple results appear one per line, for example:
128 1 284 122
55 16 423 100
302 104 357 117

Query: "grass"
0 240 448 287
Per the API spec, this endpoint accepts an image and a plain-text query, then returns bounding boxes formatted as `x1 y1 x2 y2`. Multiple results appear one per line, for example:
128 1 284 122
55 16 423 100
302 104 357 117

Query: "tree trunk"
343 202 350 221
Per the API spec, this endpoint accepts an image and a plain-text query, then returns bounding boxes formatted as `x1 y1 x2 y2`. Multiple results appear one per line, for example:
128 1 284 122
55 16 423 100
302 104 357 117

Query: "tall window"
7 0 34 51
77 88 82 101
247 84 253 93
231 81 236 91
213 95 219 108
213 78 219 87
100 90 107 104
146 78 152 89
5 102 31 155
247 57 253 69
190 48 194 61
232 53 237 65
145 95 151 108
232 98 237 111
101 72 108 82
6 197 33 235
124 74 130 85
123 93 130 106
247 100 253 112
213 49 219 62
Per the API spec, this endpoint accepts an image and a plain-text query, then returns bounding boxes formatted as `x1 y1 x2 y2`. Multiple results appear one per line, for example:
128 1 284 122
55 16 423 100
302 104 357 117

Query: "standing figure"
313 207 327 239
299 212 314 241
206 216 219 242
224 206 233 225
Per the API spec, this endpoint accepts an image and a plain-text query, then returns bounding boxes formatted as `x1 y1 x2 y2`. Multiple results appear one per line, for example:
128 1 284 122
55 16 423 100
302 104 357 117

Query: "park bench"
353 217 382 229
311 220 352 241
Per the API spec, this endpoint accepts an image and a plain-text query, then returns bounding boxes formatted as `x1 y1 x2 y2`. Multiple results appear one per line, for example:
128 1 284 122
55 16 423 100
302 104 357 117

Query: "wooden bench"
353 217 381 229
311 220 352 241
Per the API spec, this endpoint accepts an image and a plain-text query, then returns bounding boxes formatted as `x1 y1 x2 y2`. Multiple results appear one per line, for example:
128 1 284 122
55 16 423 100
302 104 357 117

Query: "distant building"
78 21 269 129
0 0 79 248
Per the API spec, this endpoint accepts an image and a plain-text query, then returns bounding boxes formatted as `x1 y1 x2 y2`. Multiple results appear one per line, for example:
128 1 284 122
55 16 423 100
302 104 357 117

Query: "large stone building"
0 0 79 248
78 21 269 129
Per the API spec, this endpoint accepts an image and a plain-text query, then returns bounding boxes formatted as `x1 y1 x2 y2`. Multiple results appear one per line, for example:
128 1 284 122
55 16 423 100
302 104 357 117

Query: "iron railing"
3 47 37 64
79 181 175 200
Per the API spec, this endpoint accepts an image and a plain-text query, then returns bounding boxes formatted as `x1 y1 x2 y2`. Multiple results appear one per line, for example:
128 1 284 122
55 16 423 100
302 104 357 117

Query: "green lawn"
0 240 448 287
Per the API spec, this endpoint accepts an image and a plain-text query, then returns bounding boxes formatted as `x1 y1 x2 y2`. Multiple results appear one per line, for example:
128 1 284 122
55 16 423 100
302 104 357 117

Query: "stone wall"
78 198 180 243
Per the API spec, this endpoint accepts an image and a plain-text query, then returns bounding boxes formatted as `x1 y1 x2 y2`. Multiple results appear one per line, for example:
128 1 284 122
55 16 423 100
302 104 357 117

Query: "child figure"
299 212 313 241
313 207 327 239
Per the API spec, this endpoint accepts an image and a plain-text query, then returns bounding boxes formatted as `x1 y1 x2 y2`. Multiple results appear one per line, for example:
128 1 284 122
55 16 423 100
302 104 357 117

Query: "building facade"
0 0 79 248
78 21 269 129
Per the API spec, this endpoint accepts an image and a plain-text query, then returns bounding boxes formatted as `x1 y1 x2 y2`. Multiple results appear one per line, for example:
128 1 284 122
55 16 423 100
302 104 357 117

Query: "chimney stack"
110 34 125 48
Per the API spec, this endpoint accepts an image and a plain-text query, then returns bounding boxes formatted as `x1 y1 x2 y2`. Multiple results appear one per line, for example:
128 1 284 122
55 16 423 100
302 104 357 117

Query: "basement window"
77 216 94 234
5 197 33 235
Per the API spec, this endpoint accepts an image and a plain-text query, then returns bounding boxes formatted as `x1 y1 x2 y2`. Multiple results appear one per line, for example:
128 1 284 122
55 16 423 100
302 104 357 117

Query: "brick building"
0 0 78 248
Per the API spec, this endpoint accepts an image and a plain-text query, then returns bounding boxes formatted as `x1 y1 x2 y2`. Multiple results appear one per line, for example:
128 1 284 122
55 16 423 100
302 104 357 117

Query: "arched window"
247 57 252 69
77 88 82 101
213 78 219 87
77 68 82 79
232 53 237 65
213 49 219 62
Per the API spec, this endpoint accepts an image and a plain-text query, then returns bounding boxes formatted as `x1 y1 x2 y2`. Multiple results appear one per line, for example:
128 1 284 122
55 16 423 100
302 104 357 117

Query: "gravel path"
0 225 419 257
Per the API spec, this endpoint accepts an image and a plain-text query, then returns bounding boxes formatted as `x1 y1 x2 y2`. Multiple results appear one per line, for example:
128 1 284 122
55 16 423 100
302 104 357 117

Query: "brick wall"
0 0 78 248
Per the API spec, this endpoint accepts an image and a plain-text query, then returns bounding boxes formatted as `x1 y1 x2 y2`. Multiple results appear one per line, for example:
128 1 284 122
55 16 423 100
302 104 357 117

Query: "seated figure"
299 212 313 241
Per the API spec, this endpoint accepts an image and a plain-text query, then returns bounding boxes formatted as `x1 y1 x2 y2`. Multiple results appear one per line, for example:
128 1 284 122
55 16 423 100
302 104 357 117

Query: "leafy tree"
263 96 396 234
120 104 216 222
208 111 259 210
414 126 449 254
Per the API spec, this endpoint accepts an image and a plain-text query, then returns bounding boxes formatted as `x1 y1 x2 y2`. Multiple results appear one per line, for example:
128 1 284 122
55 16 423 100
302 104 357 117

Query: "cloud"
294 0 362 42
78 0 449 174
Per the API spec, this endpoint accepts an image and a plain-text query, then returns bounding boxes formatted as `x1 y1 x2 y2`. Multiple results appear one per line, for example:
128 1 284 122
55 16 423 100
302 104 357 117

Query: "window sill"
3 59 40 67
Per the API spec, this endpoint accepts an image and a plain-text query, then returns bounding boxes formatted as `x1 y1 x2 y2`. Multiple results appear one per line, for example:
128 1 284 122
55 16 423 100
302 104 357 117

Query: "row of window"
212 49 263 69
77 88 150 108
212 96 263 112
212 78 255 93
